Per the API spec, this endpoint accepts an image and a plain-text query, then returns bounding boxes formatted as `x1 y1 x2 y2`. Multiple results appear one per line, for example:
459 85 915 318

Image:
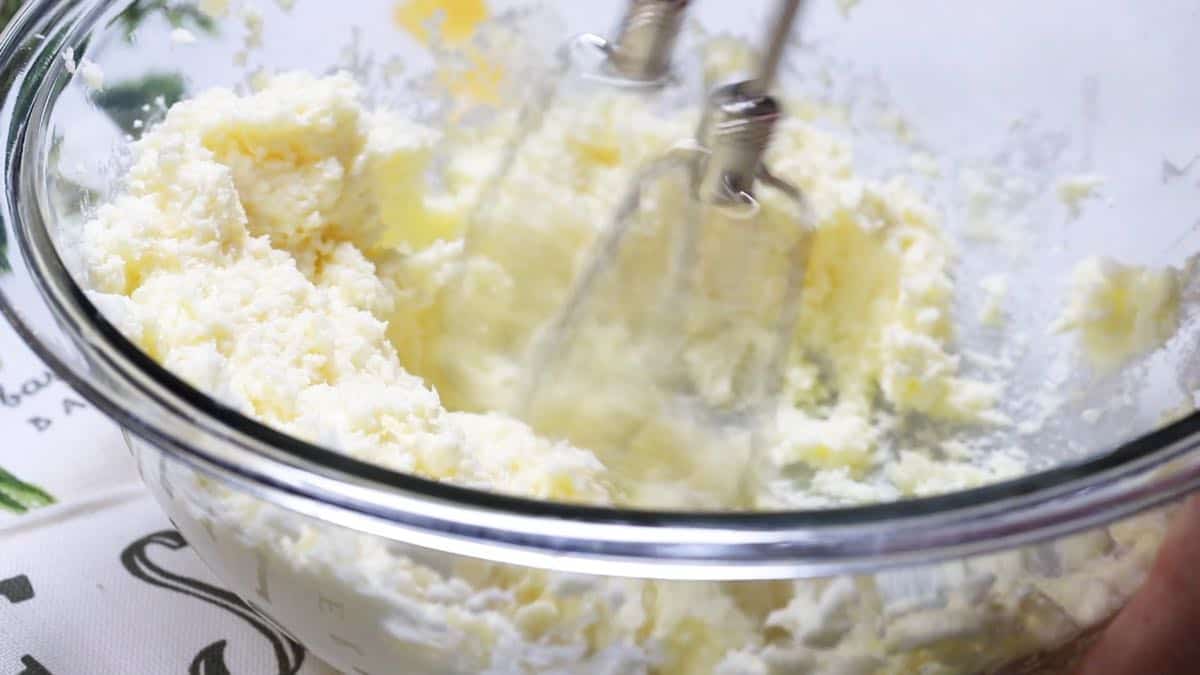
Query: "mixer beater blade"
521 0 814 508
475 0 692 195
438 0 694 412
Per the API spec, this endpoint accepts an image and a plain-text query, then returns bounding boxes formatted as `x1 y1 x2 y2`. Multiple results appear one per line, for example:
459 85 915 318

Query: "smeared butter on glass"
393 0 502 105
394 0 489 45
1054 256 1193 369
1056 174 1105 220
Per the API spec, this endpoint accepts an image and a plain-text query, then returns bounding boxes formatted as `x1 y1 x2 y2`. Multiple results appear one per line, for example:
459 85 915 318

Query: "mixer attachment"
521 2 814 508
462 0 691 235
436 0 692 412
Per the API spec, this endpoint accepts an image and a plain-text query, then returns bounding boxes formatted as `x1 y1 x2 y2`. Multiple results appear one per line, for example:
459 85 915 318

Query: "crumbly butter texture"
423 80 1006 507
82 72 611 505
81 69 1010 507
1054 256 1191 370
1056 174 1105 220
80 70 1164 674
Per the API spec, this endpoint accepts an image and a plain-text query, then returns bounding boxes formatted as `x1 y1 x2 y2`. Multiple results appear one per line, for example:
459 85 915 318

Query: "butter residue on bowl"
79 72 613 505
1054 256 1195 370
1056 174 1106 220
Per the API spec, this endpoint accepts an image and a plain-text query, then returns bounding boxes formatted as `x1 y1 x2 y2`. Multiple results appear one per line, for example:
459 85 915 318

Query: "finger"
1075 496 1200 675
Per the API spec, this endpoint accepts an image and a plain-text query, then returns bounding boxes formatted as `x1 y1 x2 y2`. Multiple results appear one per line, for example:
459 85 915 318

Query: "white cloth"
0 323 334 675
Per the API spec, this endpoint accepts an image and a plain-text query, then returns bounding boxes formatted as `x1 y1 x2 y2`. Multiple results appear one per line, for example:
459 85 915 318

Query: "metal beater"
521 0 813 508
437 1 694 413
471 0 692 192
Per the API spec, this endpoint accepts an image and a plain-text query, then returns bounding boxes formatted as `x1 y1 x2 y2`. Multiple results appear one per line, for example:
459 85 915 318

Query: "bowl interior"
23 0 1200 509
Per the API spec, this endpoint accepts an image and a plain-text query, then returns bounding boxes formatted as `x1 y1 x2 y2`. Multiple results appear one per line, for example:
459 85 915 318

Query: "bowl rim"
2 0 1199 580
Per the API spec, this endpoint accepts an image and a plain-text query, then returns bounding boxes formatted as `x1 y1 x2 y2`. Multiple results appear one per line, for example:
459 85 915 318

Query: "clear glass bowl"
2 1 1199 673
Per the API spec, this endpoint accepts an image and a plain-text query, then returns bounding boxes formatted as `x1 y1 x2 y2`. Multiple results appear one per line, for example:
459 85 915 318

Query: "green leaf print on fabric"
93 73 187 137
111 0 218 42
0 466 55 514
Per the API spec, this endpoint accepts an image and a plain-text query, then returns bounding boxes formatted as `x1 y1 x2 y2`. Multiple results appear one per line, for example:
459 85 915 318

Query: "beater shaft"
610 0 691 82
745 0 806 98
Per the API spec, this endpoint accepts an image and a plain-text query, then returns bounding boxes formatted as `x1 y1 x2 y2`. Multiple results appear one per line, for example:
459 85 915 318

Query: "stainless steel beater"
475 0 692 185
437 1 694 412
521 0 814 508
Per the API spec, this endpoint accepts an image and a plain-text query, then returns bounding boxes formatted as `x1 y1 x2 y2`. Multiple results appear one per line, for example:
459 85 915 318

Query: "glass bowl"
2 0 1200 673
